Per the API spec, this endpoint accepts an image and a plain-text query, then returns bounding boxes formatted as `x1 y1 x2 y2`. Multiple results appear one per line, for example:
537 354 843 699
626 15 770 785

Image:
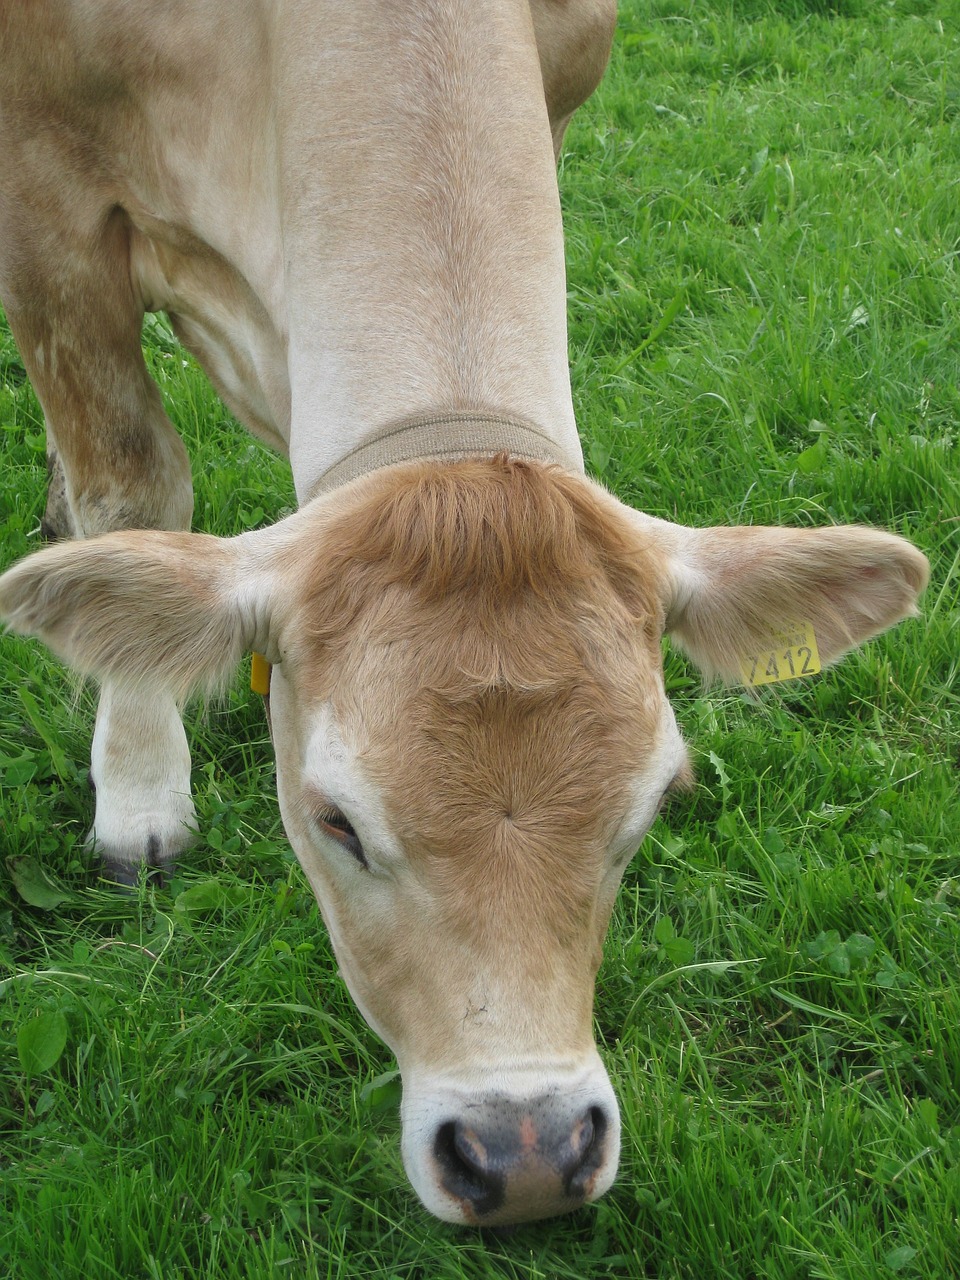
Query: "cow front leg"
1 204 197 880
90 685 196 884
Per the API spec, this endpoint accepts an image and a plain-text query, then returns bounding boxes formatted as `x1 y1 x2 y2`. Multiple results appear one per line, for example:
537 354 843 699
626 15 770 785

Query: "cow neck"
310 411 580 497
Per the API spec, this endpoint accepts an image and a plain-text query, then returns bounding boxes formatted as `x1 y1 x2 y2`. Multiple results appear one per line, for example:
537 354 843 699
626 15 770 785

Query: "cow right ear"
0 527 280 699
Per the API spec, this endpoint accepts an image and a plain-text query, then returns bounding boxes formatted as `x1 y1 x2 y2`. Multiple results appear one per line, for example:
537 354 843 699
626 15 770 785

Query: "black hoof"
100 837 175 890
100 860 175 890
100 859 144 890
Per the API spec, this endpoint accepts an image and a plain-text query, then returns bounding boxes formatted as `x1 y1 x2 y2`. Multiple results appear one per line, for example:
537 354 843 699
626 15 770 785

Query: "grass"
1 1 959 1276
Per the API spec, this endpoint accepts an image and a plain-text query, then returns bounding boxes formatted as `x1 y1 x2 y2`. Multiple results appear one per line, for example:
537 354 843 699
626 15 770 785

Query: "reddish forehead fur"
299 454 666 640
293 456 667 929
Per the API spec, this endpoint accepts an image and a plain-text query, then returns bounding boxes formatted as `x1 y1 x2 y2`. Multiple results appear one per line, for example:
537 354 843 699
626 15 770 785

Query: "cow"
0 0 928 1227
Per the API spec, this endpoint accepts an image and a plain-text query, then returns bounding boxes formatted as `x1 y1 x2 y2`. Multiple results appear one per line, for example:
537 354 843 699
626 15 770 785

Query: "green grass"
2 2 959 1276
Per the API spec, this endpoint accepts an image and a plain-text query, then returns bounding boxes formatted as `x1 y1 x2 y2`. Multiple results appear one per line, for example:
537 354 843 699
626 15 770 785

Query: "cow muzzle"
400 1061 620 1225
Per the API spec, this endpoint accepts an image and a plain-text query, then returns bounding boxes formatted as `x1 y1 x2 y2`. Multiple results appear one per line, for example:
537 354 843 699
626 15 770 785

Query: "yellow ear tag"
251 652 272 695
739 622 821 688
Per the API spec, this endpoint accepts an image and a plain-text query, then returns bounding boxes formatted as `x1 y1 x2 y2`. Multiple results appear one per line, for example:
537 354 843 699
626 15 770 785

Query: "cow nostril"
564 1105 608 1196
434 1121 505 1216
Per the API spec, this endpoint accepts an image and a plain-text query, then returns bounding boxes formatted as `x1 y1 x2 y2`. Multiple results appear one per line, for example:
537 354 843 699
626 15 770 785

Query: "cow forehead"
371 678 659 858
299 640 677 872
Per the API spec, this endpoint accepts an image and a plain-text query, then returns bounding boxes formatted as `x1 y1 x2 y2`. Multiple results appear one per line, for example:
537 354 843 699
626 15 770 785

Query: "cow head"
0 457 927 1223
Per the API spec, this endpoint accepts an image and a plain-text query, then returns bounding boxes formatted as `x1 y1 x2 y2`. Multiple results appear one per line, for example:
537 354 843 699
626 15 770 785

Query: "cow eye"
315 805 367 868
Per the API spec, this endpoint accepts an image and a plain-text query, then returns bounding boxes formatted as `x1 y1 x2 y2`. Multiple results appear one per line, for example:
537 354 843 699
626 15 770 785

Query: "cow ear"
0 529 277 699
633 518 929 682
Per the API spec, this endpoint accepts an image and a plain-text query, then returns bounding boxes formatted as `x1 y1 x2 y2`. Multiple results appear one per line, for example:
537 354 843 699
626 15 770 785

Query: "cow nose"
431 1100 611 1222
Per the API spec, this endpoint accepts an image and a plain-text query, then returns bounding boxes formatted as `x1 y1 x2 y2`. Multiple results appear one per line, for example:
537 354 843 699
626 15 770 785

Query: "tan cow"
0 0 927 1226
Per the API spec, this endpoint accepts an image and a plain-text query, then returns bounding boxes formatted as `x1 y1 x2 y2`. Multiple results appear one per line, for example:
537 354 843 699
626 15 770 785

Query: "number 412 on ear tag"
739 622 822 688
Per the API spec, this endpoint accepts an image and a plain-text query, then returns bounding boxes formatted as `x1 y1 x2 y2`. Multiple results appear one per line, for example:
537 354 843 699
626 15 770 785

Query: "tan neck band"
313 411 578 494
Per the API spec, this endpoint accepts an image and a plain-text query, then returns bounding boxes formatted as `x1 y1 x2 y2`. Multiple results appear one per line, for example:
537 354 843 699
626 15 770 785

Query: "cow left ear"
630 516 929 682
0 528 280 699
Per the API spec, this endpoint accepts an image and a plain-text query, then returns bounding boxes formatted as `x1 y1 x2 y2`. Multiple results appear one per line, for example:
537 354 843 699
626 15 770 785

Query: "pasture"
1 0 958 1275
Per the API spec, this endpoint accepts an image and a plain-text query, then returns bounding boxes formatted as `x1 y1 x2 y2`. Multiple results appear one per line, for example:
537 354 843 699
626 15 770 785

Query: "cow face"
0 457 927 1224
262 490 690 1219
252 458 691 1222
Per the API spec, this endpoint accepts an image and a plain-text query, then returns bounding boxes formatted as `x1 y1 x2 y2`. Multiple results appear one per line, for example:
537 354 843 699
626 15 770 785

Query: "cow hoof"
100 856 175 890
39 518 63 543
95 834 179 891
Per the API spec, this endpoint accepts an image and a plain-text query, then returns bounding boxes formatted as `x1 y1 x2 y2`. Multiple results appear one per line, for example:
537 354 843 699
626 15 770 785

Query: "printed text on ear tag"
739 622 821 687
